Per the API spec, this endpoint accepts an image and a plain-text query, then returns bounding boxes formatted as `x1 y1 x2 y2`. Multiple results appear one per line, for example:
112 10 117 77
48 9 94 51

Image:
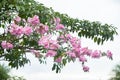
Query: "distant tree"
0 64 10 80
0 64 26 80
109 63 120 80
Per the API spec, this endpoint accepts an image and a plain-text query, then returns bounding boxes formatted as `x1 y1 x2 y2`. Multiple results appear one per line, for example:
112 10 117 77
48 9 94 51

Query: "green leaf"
94 37 97 42
63 59 67 66
52 64 56 71
97 38 101 45
56 65 61 73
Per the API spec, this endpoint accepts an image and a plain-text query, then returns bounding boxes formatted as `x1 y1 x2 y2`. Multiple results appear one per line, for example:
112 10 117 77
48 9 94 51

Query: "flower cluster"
0 15 113 72
9 23 33 36
1 41 13 49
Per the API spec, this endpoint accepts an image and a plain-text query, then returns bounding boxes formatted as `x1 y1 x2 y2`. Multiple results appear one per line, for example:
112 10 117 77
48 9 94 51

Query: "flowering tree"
0 0 118 73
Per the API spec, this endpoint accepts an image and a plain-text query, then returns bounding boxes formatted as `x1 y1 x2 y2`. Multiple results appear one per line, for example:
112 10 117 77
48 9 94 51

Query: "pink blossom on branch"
65 34 72 40
30 50 42 58
72 48 81 55
91 50 101 58
23 26 33 35
27 15 40 26
66 51 76 58
56 24 64 30
38 35 59 50
70 37 81 48
55 57 62 63
54 17 61 25
3 15 113 73
80 47 92 56
83 66 89 72
49 40 59 50
106 50 113 59
9 26 24 36
10 23 18 28
79 56 87 62
14 16 21 23
46 50 57 57
1 41 13 49
36 24 49 34
38 35 50 49
54 16 64 30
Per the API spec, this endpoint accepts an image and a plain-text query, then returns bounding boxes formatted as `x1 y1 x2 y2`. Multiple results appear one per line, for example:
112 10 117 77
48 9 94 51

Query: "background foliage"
109 63 120 80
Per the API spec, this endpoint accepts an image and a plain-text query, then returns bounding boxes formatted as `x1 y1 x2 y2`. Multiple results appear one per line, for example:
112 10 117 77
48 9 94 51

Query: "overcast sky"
8 0 120 80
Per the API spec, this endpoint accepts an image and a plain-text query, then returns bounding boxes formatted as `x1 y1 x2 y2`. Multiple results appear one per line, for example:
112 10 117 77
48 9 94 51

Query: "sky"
1 0 120 80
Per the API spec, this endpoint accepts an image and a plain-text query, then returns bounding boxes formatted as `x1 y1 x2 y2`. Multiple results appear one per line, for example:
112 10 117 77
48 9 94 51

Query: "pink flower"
38 35 50 49
38 40 50 49
38 36 49 44
81 47 88 54
91 50 101 58
7 43 13 49
56 24 64 30
49 40 59 50
54 17 61 25
70 37 77 43
15 26 24 35
71 43 77 48
14 16 21 22
27 15 40 25
106 50 112 59
70 37 81 48
83 66 89 72
44 25 49 32
10 23 18 29
65 34 72 40
66 51 76 58
81 47 92 56
55 57 62 63
72 48 80 54
38 35 59 50
23 26 33 35
31 50 42 58
37 24 49 34
86 49 92 56
79 56 87 62
57 34 72 43
9 26 24 36
46 50 57 57
1 41 7 49
49 43 59 50
1 41 13 49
